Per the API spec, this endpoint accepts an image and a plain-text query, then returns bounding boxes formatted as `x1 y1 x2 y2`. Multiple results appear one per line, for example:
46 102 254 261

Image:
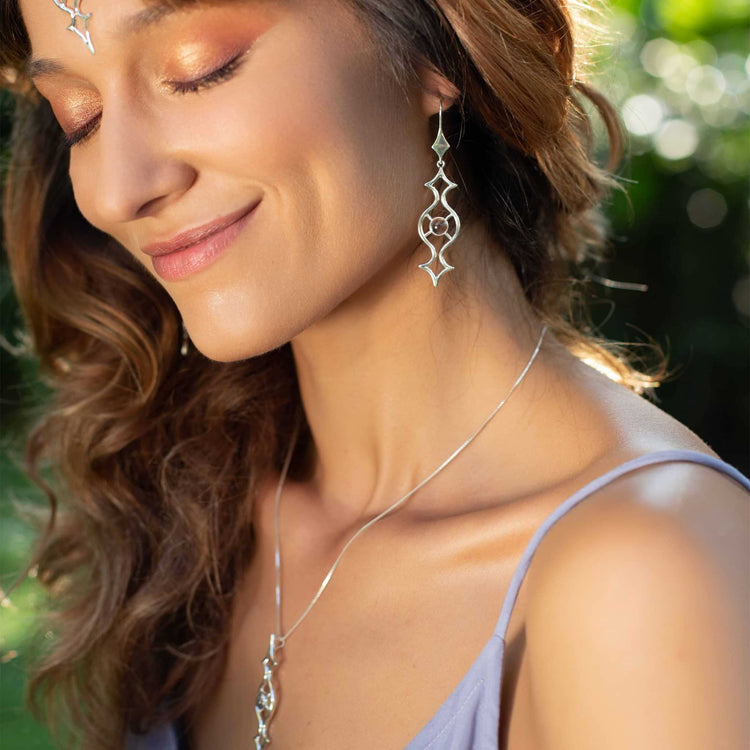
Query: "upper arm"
524 465 749 750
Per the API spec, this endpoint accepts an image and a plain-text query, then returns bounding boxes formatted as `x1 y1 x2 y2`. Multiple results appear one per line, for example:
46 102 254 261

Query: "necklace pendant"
254 633 281 748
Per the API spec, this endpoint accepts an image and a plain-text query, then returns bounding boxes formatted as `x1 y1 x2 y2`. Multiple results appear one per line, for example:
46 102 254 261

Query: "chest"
186 514 547 750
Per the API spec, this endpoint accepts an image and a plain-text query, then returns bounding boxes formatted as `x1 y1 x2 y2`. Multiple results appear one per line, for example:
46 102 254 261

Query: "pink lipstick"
142 200 261 281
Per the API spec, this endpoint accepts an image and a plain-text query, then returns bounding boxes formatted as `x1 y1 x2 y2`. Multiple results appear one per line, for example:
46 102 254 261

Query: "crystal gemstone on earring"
429 216 450 235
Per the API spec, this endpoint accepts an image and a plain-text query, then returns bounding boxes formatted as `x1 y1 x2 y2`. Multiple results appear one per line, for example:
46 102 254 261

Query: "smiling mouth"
142 200 261 257
146 201 261 282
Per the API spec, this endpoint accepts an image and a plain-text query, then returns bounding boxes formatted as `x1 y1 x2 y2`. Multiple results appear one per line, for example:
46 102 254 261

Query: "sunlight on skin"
20 0 610 525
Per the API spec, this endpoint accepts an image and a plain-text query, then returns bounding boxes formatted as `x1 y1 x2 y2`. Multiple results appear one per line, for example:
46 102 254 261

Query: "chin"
190 333 284 363
185 311 301 362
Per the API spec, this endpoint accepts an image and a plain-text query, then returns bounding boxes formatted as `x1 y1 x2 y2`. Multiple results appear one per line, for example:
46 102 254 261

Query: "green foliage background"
1 1 748 746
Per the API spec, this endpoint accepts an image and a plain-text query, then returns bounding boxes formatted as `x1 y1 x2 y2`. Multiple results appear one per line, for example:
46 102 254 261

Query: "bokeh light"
685 66 726 106
654 119 700 160
686 188 729 228
595 19 749 183
622 94 667 135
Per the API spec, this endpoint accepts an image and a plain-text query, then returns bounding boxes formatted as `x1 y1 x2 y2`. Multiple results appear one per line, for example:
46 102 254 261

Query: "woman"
1 0 748 748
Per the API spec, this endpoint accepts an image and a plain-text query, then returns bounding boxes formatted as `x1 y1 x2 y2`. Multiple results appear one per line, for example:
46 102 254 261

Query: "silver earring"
180 322 190 356
417 97 461 286
52 0 95 54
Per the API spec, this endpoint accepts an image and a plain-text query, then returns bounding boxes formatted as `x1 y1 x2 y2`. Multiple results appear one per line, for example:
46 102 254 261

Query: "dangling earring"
417 96 461 286
180 321 190 356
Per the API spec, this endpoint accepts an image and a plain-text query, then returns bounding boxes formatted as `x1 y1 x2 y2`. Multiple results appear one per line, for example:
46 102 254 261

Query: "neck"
289 225 612 527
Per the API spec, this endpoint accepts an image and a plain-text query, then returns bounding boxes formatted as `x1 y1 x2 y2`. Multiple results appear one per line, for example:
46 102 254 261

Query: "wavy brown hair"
1 0 667 747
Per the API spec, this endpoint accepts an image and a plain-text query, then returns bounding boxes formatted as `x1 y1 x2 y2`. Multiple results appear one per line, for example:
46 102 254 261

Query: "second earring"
417 98 461 287
180 321 190 356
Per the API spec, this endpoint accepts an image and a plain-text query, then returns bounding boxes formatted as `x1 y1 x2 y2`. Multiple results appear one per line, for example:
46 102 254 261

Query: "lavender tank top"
126 449 750 750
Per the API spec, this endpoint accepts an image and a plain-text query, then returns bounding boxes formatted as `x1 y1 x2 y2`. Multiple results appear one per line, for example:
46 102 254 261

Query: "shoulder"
523 451 749 750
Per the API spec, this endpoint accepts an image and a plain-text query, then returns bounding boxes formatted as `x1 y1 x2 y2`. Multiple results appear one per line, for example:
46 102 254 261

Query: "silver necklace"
253 323 549 748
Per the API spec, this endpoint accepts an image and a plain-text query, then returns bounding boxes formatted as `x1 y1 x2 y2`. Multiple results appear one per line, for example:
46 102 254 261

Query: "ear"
416 63 461 118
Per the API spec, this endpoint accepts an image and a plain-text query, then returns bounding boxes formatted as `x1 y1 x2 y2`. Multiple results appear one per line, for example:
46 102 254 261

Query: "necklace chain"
253 323 548 748
273 323 548 646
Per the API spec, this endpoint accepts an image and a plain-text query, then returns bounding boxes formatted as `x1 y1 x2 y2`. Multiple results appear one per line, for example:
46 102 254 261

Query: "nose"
77 95 196 226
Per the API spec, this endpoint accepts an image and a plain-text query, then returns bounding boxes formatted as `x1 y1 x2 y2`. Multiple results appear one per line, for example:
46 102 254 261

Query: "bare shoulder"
523 450 750 750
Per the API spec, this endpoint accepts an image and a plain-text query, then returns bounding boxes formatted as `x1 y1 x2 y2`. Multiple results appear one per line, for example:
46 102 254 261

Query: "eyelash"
62 53 247 148
167 52 246 95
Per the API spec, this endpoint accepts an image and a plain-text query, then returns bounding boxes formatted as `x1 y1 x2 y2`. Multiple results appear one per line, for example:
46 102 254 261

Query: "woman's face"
21 0 446 361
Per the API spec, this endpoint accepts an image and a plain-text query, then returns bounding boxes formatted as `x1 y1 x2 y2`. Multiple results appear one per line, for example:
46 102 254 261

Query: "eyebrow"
26 2 179 80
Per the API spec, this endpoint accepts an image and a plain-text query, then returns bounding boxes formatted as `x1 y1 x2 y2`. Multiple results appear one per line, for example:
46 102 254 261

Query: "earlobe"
417 65 461 118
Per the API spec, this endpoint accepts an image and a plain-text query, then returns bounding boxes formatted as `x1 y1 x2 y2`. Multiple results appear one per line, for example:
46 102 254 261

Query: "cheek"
201 22 422 281
179 21 426 360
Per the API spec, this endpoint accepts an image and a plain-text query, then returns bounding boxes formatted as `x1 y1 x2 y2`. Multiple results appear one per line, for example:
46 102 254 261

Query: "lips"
141 200 261 281
141 200 261 257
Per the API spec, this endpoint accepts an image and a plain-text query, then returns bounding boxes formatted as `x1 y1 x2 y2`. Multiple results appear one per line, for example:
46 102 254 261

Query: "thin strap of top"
493 449 750 642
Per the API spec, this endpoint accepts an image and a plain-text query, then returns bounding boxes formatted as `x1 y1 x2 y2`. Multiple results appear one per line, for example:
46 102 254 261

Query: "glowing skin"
20 4 748 749
23 0 627 520
26 1 439 361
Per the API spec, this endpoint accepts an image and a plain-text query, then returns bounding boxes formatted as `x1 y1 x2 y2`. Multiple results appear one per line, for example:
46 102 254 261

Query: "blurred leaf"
655 0 750 38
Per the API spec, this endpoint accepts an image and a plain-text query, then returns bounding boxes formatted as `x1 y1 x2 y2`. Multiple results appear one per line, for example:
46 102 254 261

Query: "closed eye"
62 112 101 148
166 51 248 95
61 50 250 148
